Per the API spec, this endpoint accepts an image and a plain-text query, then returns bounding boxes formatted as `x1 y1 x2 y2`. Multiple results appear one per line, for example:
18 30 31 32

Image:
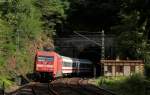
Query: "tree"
67 0 121 32
0 0 70 85
111 0 150 60
0 0 43 85
35 0 69 37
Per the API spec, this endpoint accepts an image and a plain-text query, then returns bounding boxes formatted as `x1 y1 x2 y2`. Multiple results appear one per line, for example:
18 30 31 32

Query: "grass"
96 74 149 95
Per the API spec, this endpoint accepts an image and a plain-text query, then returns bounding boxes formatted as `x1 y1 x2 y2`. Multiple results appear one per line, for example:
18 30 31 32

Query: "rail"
79 79 117 95
48 84 59 95
6 82 36 95
31 82 59 95
31 84 37 95
97 87 117 95
5 78 117 95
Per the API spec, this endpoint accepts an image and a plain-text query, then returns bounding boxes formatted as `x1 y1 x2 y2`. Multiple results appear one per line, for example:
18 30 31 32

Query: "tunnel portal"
54 32 115 76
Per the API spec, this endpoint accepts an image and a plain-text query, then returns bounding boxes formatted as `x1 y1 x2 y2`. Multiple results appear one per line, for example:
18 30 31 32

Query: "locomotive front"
34 51 55 80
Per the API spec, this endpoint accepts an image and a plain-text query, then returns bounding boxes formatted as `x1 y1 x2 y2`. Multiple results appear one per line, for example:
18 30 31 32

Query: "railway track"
6 82 59 95
26 83 59 95
27 83 60 95
6 78 116 95
78 79 116 95
72 78 116 95
6 82 36 95
51 77 116 95
48 84 59 95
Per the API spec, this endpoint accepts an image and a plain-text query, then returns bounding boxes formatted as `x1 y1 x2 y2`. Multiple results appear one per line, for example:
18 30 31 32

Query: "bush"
0 75 13 87
97 74 146 95
117 74 145 95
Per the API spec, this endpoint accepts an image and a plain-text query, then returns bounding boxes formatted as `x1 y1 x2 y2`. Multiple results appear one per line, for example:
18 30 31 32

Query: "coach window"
63 62 72 67
81 64 86 68
73 62 76 67
80 64 83 67
84 64 87 68
63 62 66 66
63 62 67 67
86 64 90 68
81 64 84 68
66 62 70 67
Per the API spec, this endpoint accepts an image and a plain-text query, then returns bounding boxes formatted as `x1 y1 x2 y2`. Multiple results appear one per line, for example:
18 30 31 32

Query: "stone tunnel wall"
54 32 116 58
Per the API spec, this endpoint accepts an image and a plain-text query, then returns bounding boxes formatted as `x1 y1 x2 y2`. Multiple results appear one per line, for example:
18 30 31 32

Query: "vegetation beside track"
0 0 69 87
96 74 150 95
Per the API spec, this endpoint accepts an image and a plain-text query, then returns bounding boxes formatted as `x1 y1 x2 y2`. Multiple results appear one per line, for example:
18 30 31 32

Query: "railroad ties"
51 78 116 95
6 78 116 95
6 82 58 95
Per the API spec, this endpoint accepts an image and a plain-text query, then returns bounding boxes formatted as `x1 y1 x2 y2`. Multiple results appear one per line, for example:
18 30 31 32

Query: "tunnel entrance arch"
78 45 101 63
54 32 115 77
78 45 101 76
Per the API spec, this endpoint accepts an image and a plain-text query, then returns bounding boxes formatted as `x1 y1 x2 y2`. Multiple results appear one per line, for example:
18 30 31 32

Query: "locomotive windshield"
38 56 54 62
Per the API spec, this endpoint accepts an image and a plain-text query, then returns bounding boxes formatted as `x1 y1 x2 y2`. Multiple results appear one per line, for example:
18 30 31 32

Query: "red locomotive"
34 50 93 80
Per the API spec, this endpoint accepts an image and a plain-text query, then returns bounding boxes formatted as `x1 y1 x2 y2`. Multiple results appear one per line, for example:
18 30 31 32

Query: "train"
34 50 93 80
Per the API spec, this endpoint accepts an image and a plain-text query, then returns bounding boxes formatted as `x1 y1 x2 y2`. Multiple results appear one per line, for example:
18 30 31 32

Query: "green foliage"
67 0 120 31
0 75 13 87
13 0 42 40
117 75 145 95
35 0 69 35
0 0 44 85
0 57 4 65
110 0 150 60
0 0 43 50
0 66 14 87
67 0 150 60
0 0 70 86
97 75 146 95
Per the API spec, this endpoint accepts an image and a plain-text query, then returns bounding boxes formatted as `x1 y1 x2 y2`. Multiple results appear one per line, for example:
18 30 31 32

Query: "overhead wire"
73 31 102 47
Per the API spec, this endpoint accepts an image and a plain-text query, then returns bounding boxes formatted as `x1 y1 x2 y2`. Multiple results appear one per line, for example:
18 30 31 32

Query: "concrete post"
101 30 105 76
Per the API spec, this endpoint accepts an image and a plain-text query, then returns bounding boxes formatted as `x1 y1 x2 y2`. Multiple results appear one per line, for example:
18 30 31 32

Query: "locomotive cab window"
38 56 54 62
47 57 54 62
38 56 45 61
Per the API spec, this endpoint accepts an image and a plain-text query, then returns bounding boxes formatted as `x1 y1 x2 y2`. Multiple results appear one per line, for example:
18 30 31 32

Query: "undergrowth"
96 74 149 95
